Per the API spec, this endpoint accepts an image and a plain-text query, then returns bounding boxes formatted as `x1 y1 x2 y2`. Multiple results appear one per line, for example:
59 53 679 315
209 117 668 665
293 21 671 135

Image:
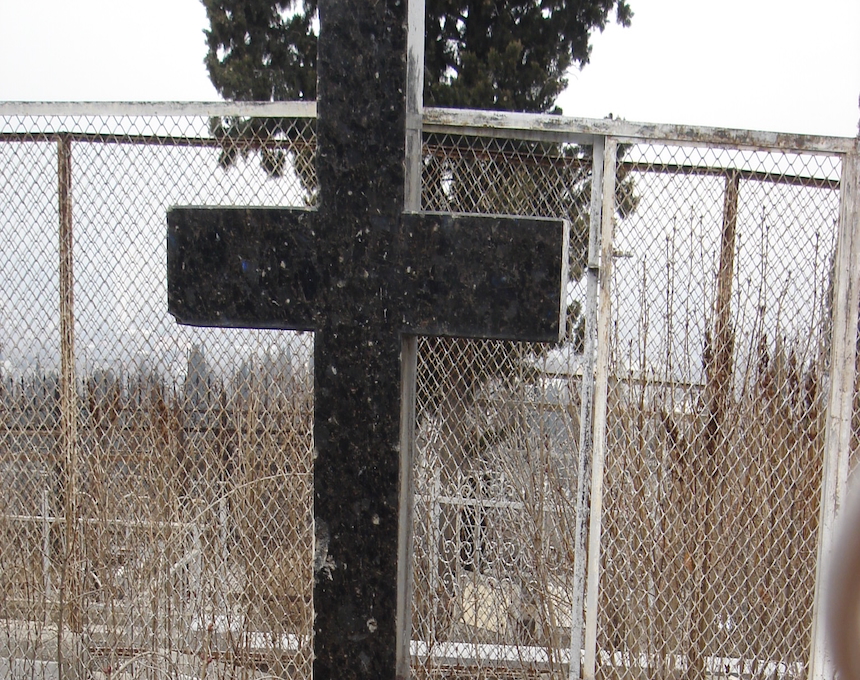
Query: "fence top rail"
0 100 318 118
0 100 856 155
424 107 860 156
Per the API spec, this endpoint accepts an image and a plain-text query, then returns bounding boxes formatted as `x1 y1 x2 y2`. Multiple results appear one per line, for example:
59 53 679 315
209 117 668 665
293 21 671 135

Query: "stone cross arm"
168 206 569 343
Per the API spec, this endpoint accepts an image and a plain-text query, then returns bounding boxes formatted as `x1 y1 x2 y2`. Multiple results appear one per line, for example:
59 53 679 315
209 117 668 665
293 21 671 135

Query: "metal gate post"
583 137 618 680
57 133 83 677
397 0 425 674
570 135 616 680
808 150 860 680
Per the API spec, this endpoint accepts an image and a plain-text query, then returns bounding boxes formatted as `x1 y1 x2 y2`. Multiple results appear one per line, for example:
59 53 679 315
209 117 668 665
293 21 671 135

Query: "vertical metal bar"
404 0 425 213
219 485 229 590
56 134 81 680
714 171 740 355
396 335 418 679
190 520 203 649
569 134 605 680
57 134 81 645
583 138 618 680
808 150 860 680
430 465 440 614
397 1 425 676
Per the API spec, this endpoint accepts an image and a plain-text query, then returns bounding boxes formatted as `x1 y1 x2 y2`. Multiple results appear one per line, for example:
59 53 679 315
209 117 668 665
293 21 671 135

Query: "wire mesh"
411 337 582 680
0 113 316 679
411 134 593 679
412 134 847 680
598 145 841 680
0 109 852 680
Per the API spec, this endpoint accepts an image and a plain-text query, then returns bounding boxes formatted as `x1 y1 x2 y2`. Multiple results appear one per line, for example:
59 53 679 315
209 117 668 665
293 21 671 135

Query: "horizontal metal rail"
0 131 314 148
433 495 526 510
423 107 859 155
0 100 316 118
0 135 839 188
0 101 855 154
2 513 192 531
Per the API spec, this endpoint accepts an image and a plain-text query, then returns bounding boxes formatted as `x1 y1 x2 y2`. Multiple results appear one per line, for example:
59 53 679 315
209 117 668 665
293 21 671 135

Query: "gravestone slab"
167 1 568 677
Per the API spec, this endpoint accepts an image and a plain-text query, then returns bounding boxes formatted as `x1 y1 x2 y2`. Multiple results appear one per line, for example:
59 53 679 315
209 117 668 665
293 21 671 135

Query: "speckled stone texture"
310 4 405 677
168 208 568 342
167 208 317 330
167 0 568 677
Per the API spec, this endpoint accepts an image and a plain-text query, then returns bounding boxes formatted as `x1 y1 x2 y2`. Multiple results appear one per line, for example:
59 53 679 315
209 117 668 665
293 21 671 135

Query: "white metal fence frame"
418 104 859 680
0 101 857 680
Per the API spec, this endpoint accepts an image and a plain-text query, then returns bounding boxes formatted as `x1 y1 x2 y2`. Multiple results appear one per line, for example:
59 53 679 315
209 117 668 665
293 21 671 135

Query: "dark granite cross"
167 1 568 677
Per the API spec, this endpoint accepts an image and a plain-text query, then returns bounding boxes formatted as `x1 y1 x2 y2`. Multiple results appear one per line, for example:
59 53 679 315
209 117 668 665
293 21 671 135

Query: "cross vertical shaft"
312 2 407 677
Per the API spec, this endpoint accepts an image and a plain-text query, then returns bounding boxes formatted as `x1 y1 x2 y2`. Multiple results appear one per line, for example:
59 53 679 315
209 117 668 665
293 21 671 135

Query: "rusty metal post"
57 134 82 644
687 169 739 680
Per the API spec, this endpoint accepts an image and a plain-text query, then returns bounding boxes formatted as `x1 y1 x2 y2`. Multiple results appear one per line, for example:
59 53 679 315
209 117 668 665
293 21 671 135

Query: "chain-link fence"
0 104 856 679
0 109 317 679
596 146 841 680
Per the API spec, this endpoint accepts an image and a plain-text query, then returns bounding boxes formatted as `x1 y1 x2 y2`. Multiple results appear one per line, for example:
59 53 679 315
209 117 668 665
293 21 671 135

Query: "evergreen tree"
424 0 631 113
203 1 318 103
202 0 631 114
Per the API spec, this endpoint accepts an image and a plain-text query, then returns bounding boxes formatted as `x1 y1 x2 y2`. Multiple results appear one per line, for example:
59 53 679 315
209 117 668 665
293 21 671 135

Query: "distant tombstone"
167 0 569 677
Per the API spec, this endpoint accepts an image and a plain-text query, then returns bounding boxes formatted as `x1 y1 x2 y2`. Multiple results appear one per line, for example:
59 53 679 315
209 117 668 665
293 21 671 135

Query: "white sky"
0 0 858 138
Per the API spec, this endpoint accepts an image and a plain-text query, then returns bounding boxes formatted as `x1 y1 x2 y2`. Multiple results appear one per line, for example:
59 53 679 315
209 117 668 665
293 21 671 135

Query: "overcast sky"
0 0 858 138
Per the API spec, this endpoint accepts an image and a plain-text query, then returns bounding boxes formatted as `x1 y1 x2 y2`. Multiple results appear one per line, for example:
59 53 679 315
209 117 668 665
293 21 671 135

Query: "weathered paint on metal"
809 150 860 680
569 135 605 680
1 101 854 155
396 4 425 676
583 137 619 680
0 100 316 118
58 134 83 635
423 107 860 155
